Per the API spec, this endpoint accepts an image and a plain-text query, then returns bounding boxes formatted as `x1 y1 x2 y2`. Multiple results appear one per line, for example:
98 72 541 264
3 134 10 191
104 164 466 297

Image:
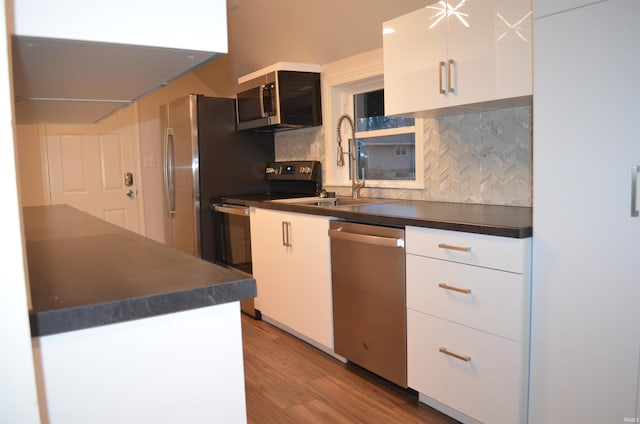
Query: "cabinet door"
250 209 334 349
288 213 334 349
249 208 290 316
446 0 532 106
383 6 448 115
445 0 497 106
531 1 640 422
495 0 532 99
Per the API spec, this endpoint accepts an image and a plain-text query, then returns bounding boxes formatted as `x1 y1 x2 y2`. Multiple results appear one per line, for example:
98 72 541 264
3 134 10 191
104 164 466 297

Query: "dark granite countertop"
25 205 255 337
224 197 532 238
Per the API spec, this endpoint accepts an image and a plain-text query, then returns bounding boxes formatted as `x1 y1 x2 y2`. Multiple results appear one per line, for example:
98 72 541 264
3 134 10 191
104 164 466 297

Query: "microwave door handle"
260 84 268 118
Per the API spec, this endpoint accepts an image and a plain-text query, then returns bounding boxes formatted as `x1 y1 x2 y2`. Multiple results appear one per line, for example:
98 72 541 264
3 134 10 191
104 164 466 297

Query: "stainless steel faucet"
336 114 365 199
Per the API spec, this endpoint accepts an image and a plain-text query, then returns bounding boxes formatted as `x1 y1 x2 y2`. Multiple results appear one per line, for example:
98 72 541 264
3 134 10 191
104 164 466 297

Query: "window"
323 51 423 189
352 89 416 181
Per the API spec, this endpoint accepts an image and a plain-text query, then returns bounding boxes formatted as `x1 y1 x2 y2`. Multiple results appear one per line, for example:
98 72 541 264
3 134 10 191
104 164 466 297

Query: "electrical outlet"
143 157 156 168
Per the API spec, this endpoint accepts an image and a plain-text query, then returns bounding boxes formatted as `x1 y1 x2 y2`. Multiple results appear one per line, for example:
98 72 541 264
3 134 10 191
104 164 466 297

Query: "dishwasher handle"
328 227 405 248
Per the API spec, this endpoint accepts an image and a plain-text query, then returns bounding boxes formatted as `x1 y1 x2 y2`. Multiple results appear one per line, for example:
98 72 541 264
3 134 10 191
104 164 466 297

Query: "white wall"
15 124 46 206
0 2 41 422
34 302 247 424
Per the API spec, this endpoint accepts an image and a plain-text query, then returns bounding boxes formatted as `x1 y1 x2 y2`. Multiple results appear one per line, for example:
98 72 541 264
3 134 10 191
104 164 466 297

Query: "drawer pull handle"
438 243 471 252
439 347 471 362
438 283 471 294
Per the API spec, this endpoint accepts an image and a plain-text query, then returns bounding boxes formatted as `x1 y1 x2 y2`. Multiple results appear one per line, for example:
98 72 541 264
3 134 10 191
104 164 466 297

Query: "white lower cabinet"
406 226 531 424
250 208 334 350
408 310 522 424
407 254 524 342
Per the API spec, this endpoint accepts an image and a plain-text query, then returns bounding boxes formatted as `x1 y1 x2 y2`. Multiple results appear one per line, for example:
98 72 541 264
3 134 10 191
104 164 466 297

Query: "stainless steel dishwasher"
328 220 406 387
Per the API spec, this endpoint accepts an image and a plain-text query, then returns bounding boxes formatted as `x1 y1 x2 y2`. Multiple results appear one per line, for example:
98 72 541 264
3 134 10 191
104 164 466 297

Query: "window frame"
322 52 424 190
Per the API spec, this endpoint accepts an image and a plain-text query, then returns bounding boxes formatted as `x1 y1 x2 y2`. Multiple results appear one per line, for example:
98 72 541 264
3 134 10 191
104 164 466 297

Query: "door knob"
126 189 135 198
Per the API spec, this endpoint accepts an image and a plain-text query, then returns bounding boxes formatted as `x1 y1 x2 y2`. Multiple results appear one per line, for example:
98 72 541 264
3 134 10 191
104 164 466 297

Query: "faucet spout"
336 114 365 199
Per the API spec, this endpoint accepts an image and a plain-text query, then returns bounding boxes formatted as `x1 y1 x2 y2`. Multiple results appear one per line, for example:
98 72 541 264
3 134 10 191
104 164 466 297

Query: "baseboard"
260 314 346 362
418 392 481 424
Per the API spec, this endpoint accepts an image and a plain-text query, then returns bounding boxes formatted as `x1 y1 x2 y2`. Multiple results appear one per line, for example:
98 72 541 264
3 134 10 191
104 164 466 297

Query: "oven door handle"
212 204 250 216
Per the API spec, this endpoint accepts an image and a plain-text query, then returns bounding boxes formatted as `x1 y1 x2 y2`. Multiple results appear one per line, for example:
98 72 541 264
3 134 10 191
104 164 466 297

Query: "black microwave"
236 70 322 131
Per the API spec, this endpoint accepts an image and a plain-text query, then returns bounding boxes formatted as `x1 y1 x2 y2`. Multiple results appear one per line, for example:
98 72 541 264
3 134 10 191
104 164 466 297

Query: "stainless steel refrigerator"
160 94 274 261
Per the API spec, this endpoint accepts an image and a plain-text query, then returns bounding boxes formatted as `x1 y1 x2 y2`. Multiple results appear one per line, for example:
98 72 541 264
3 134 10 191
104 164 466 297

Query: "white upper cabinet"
383 0 532 116
11 0 228 124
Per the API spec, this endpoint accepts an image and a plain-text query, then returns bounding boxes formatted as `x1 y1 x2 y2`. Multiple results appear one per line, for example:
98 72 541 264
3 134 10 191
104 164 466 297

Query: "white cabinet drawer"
406 254 525 342
406 226 530 273
408 310 525 424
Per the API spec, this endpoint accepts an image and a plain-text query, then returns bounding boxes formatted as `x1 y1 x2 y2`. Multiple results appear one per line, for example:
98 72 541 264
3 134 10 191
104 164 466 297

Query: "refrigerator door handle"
632 165 639 217
164 128 176 218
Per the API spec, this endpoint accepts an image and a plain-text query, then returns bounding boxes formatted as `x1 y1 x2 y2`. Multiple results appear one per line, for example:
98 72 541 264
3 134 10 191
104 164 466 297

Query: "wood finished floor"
241 314 460 424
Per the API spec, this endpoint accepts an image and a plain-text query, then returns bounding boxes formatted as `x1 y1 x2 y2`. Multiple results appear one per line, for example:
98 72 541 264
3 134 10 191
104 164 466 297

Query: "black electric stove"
222 160 323 202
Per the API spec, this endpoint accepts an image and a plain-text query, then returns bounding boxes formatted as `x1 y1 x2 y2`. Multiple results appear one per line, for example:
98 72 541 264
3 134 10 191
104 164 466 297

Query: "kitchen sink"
293 197 385 207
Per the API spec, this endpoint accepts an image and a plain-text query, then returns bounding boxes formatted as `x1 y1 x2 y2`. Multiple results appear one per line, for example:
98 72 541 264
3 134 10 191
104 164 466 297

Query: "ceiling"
223 0 434 80
188 0 435 99
11 0 434 124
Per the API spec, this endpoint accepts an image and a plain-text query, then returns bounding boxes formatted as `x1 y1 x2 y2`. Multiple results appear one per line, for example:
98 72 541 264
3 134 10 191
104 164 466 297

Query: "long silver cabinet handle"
328 228 405 248
282 222 287 246
439 347 471 362
438 243 471 252
282 222 292 247
438 61 446 94
438 283 471 294
632 165 639 217
448 59 455 93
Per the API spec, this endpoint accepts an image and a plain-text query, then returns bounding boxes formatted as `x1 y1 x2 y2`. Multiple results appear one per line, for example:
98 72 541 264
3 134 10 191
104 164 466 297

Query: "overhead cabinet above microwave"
383 0 533 116
236 63 322 132
11 0 228 124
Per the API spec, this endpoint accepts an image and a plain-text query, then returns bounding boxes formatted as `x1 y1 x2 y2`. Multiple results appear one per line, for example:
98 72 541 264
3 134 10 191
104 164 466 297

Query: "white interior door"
45 105 141 233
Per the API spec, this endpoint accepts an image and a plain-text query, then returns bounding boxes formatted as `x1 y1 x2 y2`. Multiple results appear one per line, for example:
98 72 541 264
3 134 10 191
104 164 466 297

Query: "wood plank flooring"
241 314 460 424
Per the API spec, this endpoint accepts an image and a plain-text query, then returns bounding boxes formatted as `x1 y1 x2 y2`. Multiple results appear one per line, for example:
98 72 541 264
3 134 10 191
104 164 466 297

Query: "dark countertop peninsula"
25 205 255 337
224 197 532 239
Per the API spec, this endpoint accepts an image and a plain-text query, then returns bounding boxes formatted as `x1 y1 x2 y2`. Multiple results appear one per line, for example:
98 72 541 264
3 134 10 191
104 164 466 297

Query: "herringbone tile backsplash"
275 106 532 207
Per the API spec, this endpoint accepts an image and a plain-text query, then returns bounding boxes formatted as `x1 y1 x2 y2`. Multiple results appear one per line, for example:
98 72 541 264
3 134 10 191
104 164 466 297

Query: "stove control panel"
266 161 321 182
